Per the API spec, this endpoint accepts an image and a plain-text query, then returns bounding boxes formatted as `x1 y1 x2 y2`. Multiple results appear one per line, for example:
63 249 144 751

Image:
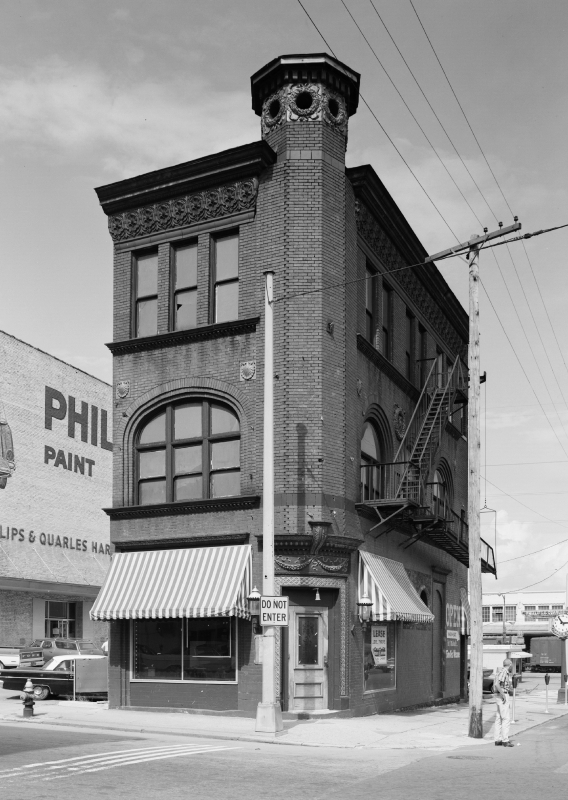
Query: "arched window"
136 400 240 505
432 468 452 519
360 422 383 501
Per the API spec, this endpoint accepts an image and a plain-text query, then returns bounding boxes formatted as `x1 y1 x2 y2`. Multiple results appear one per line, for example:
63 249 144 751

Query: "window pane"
139 479 166 505
175 444 202 475
174 474 203 501
211 440 240 471
215 235 238 282
361 423 378 460
298 616 319 665
133 619 182 680
139 449 166 479
48 602 67 618
175 289 197 330
174 403 201 440
215 281 238 323
139 411 166 444
364 623 395 691
365 269 373 312
136 253 158 297
366 312 373 343
137 298 157 337
175 244 197 289
211 405 239 435
184 618 235 681
210 470 240 498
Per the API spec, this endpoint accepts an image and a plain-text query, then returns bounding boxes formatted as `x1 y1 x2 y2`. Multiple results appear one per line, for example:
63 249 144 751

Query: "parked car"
27 638 104 664
0 654 107 700
0 645 21 669
467 667 495 693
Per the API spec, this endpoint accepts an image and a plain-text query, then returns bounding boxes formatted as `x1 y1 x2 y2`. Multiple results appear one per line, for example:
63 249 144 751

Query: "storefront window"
45 601 76 638
132 618 236 682
364 622 396 692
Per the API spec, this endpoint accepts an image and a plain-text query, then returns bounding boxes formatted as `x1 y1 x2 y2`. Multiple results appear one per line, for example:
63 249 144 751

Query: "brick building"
92 53 495 716
0 330 111 650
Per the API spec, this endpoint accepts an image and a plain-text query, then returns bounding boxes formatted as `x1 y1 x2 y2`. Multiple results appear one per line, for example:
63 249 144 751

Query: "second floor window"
365 266 376 344
134 251 158 338
405 310 415 383
360 422 383 501
136 400 240 505
173 243 197 330
213 233 239 323
382 284 392 361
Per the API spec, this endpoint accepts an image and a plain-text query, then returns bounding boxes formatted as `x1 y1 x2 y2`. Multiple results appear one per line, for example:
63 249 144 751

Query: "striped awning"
90 545 252 621
359 551 434 624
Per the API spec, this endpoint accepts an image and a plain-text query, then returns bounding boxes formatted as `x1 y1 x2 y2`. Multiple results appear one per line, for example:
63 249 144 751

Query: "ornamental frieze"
355 200 466 360
107 178 259 242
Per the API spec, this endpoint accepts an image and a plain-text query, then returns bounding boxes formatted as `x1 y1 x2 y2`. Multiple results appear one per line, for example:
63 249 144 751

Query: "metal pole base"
255 702 283 733
23 707 33 718
556 689 568 704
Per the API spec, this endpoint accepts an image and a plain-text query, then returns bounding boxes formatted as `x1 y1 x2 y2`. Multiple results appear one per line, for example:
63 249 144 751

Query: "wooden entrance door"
288 606 329 711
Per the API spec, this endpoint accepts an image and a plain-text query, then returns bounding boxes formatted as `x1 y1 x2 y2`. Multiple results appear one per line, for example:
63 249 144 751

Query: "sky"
1 0 567 594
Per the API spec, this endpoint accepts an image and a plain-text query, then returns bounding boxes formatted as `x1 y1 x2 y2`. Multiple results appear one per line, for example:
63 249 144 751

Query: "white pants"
494 695 510 742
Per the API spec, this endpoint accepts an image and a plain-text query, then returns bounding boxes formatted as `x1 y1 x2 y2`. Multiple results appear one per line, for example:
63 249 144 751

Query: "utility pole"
255 270 283 734
426 221 521 738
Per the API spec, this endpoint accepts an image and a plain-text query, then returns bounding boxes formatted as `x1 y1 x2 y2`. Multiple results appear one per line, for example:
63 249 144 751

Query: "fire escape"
357 357 496 575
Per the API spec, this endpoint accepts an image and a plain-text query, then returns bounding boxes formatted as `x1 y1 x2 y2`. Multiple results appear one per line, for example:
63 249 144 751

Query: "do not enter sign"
260 595 289 626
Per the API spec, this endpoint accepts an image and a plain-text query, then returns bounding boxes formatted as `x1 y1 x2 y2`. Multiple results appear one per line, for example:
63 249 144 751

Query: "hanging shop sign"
260 596 289 626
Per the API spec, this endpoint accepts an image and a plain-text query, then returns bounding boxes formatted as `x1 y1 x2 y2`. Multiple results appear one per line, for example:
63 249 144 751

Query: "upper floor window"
213 233 239 323
382 283 392 361
136 400 240 505
365 265 377 345
418 324 428 386
405 310 415 383
134 251 158 338
432 469 451 519
482 606 490 622
360 421 384 501
172 242 197 330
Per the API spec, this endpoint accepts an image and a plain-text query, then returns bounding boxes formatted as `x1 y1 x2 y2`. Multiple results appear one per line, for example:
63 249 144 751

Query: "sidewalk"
2 681 567 751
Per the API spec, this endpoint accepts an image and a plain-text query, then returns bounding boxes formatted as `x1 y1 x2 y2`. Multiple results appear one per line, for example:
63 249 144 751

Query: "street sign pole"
255 271 283 734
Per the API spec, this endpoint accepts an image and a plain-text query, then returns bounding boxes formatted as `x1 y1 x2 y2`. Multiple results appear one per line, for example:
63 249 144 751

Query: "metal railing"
360 462 419 503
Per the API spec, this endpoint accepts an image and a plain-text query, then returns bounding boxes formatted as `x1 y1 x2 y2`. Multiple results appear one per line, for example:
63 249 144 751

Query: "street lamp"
247 586 261 634
357 593 373 630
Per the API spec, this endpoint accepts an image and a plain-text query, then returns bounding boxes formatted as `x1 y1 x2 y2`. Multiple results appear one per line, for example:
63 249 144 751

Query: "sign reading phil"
0 330 112 585
260 596 289 626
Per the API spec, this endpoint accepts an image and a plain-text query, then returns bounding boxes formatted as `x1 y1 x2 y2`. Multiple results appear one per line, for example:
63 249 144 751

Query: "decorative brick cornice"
107 316 260 355
104 495 260 520
357 335 420 401
114 532 250 551
355 200 466 360
107 178 259 243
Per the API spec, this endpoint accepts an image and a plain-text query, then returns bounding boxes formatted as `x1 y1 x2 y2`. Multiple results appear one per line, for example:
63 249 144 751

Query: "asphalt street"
1 710 568 800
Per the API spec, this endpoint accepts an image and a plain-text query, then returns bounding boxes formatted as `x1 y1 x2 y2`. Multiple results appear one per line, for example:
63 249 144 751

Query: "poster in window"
371 625 387 666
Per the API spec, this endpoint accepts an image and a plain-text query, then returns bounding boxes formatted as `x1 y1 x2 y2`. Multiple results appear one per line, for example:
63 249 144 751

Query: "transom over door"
288 606 329 711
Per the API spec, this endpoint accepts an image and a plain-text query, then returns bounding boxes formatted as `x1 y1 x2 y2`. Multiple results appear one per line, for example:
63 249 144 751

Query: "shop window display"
363 622 396 692
133 617 236 682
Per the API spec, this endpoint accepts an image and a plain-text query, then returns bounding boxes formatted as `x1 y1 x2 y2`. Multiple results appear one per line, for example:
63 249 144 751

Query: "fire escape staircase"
357 356 496 575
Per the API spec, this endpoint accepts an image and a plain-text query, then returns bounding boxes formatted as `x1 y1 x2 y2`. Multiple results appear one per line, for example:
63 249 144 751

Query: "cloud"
0 59 259 177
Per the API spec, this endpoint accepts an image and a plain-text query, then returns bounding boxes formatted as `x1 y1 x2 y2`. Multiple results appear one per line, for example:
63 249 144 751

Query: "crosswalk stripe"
47 746 236 777
0 744 236 780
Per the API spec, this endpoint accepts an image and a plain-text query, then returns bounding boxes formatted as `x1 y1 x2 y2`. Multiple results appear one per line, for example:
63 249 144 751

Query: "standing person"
493 658 514 747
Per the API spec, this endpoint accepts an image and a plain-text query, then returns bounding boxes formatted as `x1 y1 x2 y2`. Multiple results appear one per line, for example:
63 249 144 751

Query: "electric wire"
479 275 568 460
506 553 568 593
500 538 568 564
338 0 484 227
367 0 494 226
296 0 459 241
486 247 568 444
409 0 514 218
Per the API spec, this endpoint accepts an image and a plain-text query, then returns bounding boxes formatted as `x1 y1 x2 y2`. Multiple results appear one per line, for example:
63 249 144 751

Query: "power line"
505 554 568 593
482 475 568 529
296 0 459 241
338 0 484 227
479 276 568 460
486 461 568 467
367 0 495 225
500 538 568 564
408 0 514 218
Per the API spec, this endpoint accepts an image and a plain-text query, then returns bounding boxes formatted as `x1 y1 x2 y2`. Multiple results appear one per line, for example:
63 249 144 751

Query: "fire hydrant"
21 678 35 718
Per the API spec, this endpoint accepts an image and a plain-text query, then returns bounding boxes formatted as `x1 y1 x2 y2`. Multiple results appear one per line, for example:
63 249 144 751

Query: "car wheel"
33 685 50 701
0 661 4 669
